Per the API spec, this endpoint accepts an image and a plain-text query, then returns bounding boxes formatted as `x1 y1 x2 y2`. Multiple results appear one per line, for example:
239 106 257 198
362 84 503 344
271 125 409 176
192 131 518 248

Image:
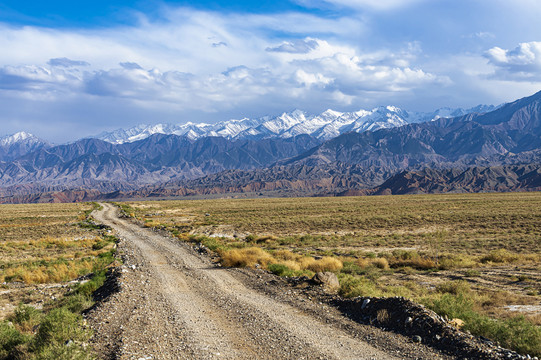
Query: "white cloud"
485 42 541 80
294 69 332 87
266 39 319 54
0 6 442 115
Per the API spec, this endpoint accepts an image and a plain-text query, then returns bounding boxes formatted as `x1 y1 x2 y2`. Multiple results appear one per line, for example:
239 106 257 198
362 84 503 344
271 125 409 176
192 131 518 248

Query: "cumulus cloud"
0 42 445 117
0 64 83 95
485 42 541 80
47 57 90 67
0 6 443 111
266 39 319 54
292 53 448 94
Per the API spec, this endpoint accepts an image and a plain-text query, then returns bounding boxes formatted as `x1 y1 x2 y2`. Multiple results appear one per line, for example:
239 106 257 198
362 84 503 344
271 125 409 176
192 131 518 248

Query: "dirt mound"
331 297 527 359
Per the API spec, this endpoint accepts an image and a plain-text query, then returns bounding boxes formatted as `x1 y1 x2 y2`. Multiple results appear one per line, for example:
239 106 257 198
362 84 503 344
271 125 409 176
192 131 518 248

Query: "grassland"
121 192 541 356
0 202 117 359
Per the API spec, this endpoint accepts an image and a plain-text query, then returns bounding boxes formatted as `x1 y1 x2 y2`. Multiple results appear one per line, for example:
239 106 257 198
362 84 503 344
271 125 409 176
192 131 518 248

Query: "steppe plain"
0 192 539 358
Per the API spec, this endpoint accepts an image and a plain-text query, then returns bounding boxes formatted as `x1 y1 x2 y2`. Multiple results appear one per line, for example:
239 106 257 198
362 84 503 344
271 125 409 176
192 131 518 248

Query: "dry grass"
122 192 541 256
0 203 115 293
0 202 117 358
219 247 344 273
302 256 344 272
120 193 541 356
219 247 275 268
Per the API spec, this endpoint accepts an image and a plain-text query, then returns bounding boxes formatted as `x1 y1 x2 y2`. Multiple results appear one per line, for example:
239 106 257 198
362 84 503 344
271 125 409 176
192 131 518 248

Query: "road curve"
90 203 438 359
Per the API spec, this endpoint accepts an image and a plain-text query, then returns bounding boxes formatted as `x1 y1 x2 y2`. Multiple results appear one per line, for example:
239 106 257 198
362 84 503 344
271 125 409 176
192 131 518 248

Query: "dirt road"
89 203 448 359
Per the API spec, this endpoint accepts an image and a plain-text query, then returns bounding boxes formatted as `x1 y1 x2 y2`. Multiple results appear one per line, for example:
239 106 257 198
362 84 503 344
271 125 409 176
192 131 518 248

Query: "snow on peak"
94 103 495 144
0 131 42 146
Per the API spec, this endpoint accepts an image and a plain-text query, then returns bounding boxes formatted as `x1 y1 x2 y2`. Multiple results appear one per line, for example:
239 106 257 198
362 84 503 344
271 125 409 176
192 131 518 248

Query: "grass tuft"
219 247 275 268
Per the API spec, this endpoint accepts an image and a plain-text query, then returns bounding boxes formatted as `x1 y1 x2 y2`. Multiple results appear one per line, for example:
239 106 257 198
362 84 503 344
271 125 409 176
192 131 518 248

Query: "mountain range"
1 92 541 203
93 105 498 144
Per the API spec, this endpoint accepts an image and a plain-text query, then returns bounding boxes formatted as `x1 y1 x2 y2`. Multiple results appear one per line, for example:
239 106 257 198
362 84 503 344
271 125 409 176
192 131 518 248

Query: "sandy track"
89 203 446 359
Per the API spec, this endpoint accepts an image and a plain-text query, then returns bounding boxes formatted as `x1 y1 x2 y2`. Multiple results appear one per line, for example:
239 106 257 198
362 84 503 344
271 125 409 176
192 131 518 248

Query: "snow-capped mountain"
94 104 499 144
0 132 51 161
1 131 37 146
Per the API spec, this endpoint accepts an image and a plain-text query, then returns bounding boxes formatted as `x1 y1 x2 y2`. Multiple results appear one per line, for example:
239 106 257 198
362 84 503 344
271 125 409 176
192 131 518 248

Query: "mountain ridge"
2 91 541 203
92 104 499 144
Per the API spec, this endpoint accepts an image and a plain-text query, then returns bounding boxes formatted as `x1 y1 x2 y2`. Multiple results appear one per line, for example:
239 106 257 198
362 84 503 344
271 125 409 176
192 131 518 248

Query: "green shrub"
200 237 223 251
480 316 540 356
75 270 107 297
437 280 471 295
34 343 92 360
91 241 106 250
426 293 475 320
268 263 295 277
0 321 29 358
464 269 481 277
425 294 541 357
12 304 42 332
34 308 90 349
61 293 94 314
338 274 381 298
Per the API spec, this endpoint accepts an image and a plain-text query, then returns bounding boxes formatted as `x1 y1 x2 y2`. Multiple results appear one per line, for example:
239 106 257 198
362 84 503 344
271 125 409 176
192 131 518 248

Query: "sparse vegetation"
0 202 118 359
423 281 541 357
121 192 541 357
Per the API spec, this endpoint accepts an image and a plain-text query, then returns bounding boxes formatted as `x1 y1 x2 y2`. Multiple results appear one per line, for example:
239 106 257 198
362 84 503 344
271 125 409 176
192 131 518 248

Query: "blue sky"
1 0 541 142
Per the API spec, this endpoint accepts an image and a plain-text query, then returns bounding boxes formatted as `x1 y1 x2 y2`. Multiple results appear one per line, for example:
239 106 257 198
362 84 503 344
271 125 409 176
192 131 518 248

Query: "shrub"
338 274 381 298
305 256 343 272
268 264 295 277
273 249 299 261
437 280 471 295
355 258 370 269
279 260 301 271
61 293 94 314
372 257 390 270
12 305 42 332
199 237 223 251
0 322 28 358
463 269 481 277
341 261 364 275
34 308 90 349
388 250 437 270
219 247 275 268
425 293 541 357
76 270 107 297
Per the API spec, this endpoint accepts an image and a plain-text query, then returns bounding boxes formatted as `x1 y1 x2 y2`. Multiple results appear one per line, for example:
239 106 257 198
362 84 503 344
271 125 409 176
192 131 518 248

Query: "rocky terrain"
369 164 541 195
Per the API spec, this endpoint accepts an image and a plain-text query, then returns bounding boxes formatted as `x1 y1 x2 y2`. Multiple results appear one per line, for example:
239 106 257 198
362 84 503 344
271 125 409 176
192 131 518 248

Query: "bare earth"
89 203 451 359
